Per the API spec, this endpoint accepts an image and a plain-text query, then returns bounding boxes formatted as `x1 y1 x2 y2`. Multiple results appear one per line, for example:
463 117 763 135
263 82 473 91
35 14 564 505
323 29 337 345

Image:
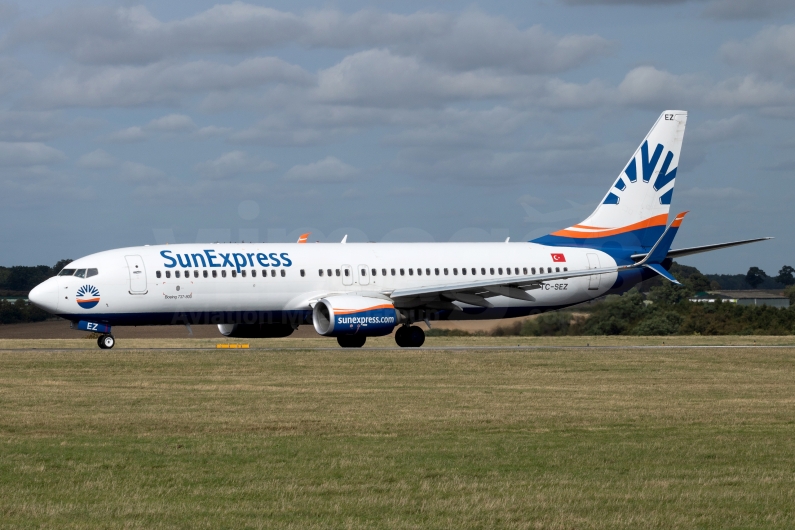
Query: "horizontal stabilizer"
631 237 773 260
643 263 681 284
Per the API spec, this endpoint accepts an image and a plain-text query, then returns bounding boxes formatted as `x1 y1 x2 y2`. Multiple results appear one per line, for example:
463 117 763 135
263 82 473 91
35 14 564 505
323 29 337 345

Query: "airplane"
28 110 770 349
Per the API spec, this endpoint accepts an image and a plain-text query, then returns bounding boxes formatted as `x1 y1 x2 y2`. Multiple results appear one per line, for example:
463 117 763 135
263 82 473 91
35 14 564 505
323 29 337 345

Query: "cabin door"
125 255 148 294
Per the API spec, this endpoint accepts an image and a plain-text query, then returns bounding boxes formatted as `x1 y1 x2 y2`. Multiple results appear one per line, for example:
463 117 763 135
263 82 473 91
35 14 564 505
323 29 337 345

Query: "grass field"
2 338 795 528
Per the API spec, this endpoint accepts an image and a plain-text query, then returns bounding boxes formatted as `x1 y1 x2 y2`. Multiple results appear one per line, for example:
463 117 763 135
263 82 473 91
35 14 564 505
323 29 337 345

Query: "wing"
385 265 622 309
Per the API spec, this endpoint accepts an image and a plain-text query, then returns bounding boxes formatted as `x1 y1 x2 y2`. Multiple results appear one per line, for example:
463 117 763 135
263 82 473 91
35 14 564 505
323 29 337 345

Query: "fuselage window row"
153 264 569 281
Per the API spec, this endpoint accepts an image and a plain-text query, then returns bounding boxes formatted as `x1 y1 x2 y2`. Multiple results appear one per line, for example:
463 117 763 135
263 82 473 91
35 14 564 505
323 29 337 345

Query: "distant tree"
52 259 73 275
774 265 795 286
745 267 767 289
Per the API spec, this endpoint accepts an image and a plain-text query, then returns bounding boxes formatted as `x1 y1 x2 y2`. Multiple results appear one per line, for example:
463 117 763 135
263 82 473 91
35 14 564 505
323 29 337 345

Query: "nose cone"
29 278 59 314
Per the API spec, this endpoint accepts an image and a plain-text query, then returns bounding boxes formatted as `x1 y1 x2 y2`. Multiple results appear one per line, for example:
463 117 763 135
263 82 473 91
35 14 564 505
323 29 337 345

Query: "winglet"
297 232 310 244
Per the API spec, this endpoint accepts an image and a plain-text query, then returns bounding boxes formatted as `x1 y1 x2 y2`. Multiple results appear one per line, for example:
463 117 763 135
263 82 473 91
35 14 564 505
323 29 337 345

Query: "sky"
0 0 793 274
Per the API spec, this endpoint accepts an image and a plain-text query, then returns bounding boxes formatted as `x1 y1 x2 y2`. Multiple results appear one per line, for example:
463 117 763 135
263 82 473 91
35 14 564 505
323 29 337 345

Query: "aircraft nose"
29 278 59 313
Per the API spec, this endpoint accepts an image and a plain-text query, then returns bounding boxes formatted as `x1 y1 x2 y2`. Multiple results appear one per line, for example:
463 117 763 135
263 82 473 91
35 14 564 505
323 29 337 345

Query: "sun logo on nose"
76 285 100 309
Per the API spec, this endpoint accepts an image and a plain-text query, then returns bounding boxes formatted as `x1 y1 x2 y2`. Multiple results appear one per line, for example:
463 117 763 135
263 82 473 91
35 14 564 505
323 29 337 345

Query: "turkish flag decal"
551 253 566 262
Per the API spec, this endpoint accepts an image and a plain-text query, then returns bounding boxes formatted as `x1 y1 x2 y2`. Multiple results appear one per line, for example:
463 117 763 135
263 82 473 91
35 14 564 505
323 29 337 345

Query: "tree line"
430 262 795 337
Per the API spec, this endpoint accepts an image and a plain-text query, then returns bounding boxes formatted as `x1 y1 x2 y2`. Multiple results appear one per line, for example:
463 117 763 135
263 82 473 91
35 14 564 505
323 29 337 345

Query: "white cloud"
194 150 277 179
76 149 117 169
0 141 65 166
703 0 794 20
118 160 165 182
314 49 522 108
195 125 232 138
722 25 795 79
146 113 196 132
104 126 147 143
3 5 612 74
284 156 360 182
30 57 312 108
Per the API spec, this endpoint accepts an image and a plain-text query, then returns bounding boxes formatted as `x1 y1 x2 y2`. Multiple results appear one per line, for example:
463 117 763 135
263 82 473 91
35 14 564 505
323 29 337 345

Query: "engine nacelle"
217 323 296 338
312 295 399 337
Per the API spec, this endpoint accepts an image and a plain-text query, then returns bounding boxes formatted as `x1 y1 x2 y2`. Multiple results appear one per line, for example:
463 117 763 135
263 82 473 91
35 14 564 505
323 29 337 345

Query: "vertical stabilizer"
534 110 687 253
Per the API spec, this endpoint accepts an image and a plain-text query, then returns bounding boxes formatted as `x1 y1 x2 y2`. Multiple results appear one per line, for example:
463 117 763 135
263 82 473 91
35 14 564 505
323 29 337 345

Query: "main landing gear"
395 325 425 348
97 334 115 349
337 335 367 348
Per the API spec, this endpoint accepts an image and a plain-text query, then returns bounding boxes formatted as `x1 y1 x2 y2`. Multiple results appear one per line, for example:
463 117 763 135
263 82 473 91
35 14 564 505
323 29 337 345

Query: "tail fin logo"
603 140 677 207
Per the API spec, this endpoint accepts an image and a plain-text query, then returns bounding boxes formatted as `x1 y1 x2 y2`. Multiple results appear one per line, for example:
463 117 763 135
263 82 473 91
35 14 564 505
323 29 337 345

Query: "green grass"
1 340 795 528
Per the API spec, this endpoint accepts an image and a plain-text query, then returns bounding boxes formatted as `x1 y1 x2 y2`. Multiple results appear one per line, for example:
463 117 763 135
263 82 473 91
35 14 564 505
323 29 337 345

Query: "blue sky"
0 0 793 274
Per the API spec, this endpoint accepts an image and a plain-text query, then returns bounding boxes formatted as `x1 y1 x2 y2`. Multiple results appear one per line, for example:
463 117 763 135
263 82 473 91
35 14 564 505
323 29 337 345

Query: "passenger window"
336 269 340 277
555 267 560 273
241 270 246 278
280 270 286 277
271 270 276 277
251 270 256 277
194 270 199 278
400 269 405 276
74 269 87 278
319 269 324 277
490 268 494 275
471 268 476 275
300 269 305 277
409 268 414 275
391 269 396 276
416 268 421 276
514 268 519 275
175 271 181 278
262 270 268 277
382 269 387 276
506 268 511 275
532 267 536 274
185 270 189 278
222 270 227 278
344 269 350 277
461 268 466 275
231 271 236 278
453 268 458 275
481 268 485 275
203 270 208 278
547 267 552 273
444 268 448 275
327 269 332 277
564 267 568 272
58 268 76 276
372 269 377 276
523 267 527 275
212 270 217 278
166 271 171 278
361 269 366 276
86 268 99 278
156 271 162 278
435 268 439 275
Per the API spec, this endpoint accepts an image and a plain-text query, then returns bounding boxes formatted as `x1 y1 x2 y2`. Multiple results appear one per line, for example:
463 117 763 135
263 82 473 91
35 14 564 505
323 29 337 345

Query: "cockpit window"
86 268 99 278
58 269 76 276
74 269 87 278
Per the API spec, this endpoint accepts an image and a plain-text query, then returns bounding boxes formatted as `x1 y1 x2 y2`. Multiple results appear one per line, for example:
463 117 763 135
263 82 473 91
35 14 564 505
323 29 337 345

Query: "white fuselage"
31 242 619 327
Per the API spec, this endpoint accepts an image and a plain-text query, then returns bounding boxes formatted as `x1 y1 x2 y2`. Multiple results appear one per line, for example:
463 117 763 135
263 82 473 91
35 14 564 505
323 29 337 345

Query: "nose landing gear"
97 334 115 349
395 325 425 348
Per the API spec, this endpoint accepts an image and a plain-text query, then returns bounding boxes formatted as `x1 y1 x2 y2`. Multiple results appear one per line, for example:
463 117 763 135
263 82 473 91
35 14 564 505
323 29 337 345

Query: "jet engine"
312 295 399 337
217 323 296 338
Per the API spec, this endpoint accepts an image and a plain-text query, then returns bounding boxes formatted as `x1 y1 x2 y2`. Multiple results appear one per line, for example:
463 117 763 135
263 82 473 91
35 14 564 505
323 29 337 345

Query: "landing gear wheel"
408 325 425 348
337 335 366 348
395 325 425 348
97 334 115 349
395 326 410 347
